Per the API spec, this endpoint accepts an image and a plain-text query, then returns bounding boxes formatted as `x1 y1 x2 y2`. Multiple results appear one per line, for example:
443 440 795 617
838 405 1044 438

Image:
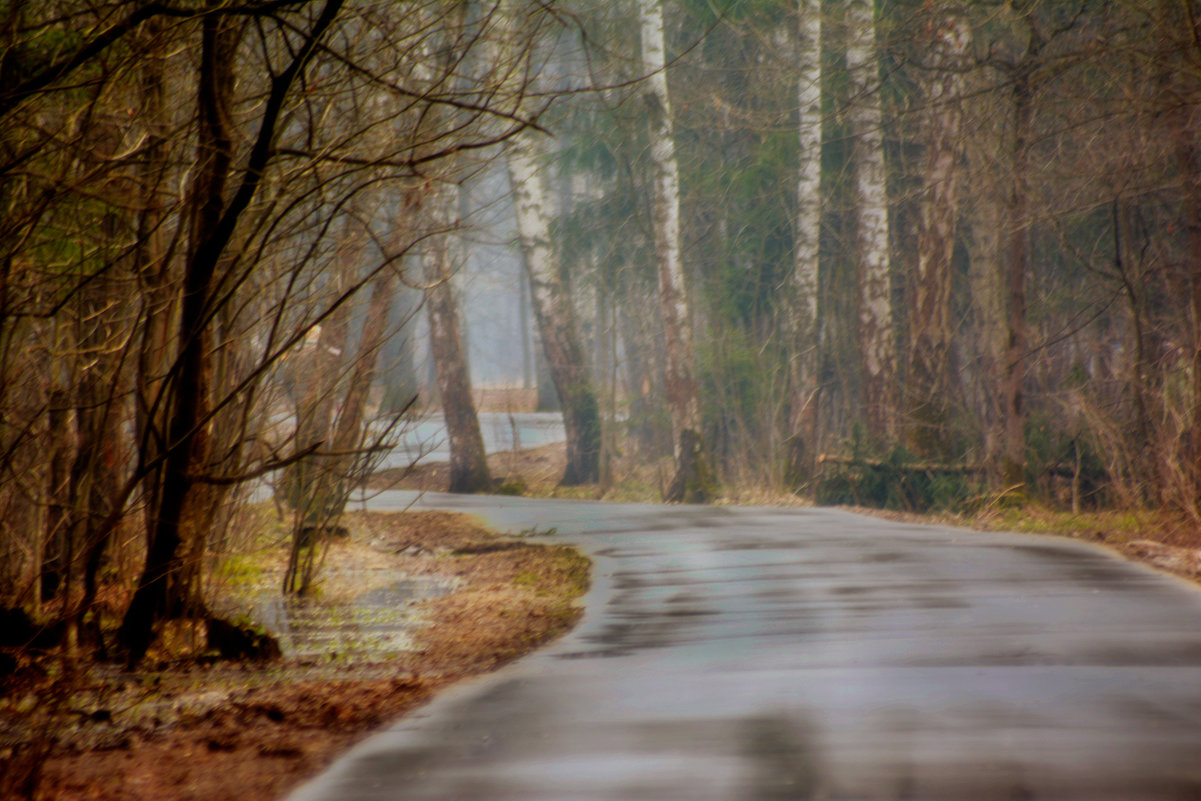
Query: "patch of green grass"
546 485 598 501
979 505 1160 543
217 554 267 586
553 549 592 599
495 478 527 496
513 571 543 591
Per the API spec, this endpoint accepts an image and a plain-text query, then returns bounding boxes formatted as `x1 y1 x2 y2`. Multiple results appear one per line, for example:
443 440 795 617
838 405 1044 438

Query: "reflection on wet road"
289 495 1201 800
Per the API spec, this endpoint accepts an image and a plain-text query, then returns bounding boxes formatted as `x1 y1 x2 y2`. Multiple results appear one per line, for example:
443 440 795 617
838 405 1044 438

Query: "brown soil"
5 510 589 801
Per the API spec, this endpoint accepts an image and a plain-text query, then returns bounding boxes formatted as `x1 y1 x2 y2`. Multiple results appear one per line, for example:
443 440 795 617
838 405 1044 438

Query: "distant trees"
527 0 1201 515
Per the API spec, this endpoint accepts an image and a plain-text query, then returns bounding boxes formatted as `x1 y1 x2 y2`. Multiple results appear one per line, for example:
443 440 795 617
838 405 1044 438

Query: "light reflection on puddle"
244 574 459 658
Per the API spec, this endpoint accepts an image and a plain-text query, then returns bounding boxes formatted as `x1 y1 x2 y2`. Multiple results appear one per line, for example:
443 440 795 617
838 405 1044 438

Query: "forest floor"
3 510 589 801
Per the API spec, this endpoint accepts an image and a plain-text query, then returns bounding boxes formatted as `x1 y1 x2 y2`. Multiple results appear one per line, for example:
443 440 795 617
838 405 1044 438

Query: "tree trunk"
963 65 1007 486
132 21 175 543
328 264 402 490
1002 50 1039 492
1166 67 1201 508
784 0 823 488
379 288 421 415
846 0 895 443
422 183 492 494
119 12 239 663
119 0 345 662
70 266 125 625
506 137 601 485
638 0 716 503
908 10 970 458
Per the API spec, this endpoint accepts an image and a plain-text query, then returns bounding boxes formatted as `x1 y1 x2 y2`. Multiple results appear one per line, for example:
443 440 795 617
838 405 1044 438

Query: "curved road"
290 493 1201 800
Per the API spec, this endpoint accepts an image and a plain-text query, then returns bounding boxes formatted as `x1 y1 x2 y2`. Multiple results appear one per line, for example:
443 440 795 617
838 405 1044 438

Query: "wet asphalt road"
288 493 1201 800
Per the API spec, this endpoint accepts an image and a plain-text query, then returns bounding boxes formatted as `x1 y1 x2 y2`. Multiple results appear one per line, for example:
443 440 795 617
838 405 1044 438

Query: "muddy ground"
3 509 588 801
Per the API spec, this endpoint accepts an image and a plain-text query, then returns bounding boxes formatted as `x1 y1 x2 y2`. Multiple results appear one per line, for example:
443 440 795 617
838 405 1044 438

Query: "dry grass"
9 510 589 801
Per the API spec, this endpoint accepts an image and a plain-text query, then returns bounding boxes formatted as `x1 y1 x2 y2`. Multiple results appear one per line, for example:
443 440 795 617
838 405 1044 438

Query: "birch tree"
506 139 602 484
785 0 823 486
908 9 971 457
502 2 601 485
846 0 895 442
639 0 716 502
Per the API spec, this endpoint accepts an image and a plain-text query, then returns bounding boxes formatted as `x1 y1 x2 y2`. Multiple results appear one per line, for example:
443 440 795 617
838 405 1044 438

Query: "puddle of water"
244 574 458 659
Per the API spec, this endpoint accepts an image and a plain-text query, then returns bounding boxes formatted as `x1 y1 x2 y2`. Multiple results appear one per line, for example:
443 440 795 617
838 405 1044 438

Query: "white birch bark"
786 0 823 483
499 0 601 485
846 0 895 440
505 131 601 484
639 0 714 502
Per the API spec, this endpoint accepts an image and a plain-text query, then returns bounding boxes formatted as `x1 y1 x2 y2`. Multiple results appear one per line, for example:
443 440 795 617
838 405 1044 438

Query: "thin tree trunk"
1003 53 1038 492
422 183 491 494
846 0 895 443
785 0 823 488
963 65 1007 486
506 138 601 485
284 216 358 529
519 270 533 391
1111 201 1155 501
1169 92 1201 507
328 264 401 492
70 265 125 627
638 0 716 503
42 379 74 604
132 19 174 551
908 10 970 458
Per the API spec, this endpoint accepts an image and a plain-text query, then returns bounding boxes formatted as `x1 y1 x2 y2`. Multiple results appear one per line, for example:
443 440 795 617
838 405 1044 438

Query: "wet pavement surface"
289 495 1201 800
